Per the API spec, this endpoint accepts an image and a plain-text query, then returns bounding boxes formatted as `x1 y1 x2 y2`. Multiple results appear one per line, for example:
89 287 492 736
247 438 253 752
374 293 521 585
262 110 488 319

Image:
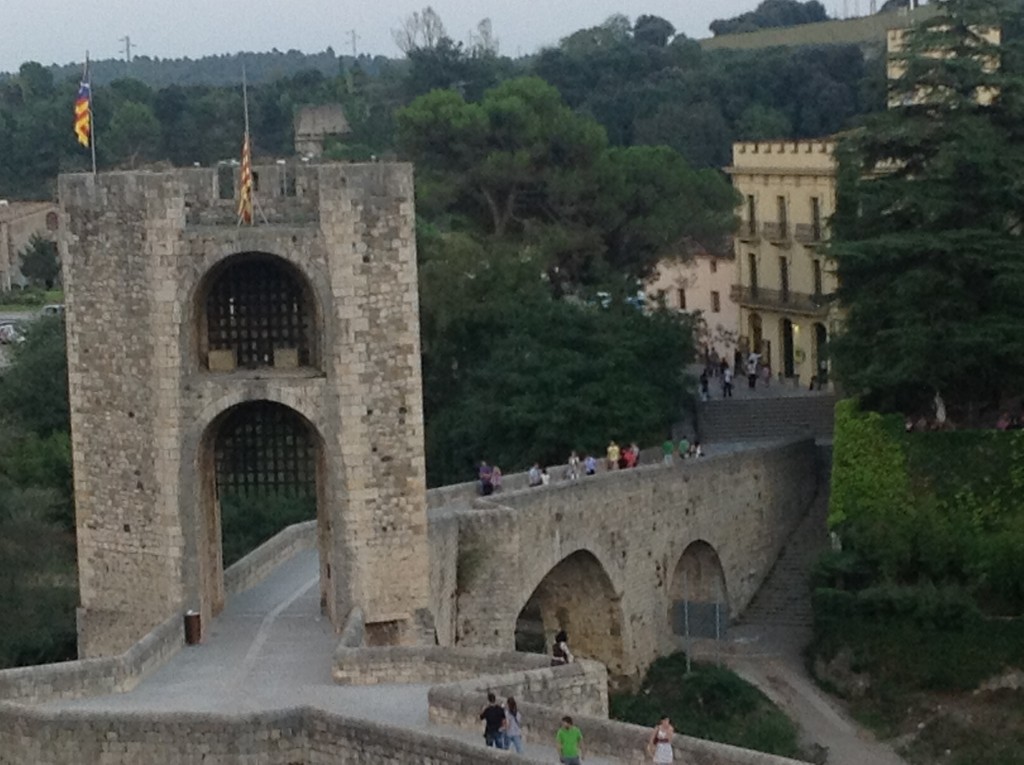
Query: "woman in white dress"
647 715 675 763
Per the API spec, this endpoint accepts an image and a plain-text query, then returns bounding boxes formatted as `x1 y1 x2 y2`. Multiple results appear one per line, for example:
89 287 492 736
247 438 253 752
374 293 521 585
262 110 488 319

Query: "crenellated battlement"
59 161 413 228
728 140 836 176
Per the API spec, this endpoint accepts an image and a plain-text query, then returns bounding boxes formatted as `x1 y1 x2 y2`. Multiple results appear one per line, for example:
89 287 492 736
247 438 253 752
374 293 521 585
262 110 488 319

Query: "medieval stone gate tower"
59 163 431 658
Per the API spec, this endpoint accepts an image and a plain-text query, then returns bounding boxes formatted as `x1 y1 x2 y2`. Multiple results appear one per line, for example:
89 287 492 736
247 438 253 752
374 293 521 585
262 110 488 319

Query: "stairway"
697 395 837 444
736 485 830 629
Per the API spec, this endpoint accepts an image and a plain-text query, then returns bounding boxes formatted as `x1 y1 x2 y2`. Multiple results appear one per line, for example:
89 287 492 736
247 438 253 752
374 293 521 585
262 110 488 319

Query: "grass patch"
611 652 801 758
0 289 63 312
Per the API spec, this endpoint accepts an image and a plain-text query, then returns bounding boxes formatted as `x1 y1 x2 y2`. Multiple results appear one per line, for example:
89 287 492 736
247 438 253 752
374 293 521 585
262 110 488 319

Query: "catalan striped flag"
237 131 253 224
74 81 91 148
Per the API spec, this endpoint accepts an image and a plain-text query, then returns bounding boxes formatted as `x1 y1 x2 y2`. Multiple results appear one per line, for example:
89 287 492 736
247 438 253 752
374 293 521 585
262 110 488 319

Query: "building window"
746 195 756 236
677 289 686 310
811 196 822 241
45 212 59 231
709 259 717 274
711 291 721 313
813 260 823 297
777 195 788 237
779 257 790 303
748 253 758 295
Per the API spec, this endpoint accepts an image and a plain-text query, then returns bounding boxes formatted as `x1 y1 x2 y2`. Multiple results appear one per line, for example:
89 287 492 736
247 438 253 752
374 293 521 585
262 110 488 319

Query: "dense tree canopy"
830 0 1024 419
710 0 830 36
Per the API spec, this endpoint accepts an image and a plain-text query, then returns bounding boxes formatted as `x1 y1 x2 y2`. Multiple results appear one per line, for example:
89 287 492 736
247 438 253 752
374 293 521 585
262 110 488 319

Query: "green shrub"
611 652 801 758
219 490 316 566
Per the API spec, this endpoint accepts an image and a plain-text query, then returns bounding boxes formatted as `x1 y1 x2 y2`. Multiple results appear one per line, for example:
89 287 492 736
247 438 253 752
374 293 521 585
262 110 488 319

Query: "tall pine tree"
830 0 1024 420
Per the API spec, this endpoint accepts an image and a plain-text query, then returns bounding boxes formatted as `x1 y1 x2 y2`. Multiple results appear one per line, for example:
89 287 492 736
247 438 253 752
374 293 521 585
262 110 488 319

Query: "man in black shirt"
480 692 507 749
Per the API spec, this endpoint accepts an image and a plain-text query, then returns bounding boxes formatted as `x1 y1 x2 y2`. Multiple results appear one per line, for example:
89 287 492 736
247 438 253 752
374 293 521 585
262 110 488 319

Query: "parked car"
40 303 64 317
0 323 23 344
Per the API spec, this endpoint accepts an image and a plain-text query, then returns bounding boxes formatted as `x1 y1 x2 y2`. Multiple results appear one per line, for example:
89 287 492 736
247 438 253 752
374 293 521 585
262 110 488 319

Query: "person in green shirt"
662 438 674 466
678 436 690 459
556 716 584 764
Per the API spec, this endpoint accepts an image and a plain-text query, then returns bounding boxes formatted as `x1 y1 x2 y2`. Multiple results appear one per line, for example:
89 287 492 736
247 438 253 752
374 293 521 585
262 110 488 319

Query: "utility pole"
119 35 135 76
348 29 359 58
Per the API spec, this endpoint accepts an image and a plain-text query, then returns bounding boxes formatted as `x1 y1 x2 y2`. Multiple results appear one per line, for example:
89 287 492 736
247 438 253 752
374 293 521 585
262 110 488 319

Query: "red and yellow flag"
238 132 253 224
74 82 91 148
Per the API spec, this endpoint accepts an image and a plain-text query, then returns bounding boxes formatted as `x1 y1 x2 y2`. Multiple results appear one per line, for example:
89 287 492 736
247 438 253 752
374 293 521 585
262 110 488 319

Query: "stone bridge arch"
668 540 729 640
513 549 625 678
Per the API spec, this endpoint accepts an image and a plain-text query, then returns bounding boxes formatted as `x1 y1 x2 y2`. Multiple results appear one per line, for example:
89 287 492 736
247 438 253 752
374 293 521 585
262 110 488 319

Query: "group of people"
478 461 503 496
479 436 706 496
478 629 676 763
481 694 676 764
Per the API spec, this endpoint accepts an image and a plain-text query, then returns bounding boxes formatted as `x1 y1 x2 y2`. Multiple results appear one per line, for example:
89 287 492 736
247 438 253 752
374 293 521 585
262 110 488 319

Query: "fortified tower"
59 163 432 657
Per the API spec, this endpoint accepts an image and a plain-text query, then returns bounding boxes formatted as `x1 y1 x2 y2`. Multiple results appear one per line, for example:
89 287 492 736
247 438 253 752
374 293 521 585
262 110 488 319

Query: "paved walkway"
46 549 618 763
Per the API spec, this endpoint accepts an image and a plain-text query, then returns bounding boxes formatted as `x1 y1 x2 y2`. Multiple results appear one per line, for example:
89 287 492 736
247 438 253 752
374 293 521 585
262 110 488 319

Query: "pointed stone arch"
668 540 729 640
514 549 625 677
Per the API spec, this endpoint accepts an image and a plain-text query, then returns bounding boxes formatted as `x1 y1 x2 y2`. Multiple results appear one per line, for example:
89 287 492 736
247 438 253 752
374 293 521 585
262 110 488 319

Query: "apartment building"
726 140 838 386
647 240 739 359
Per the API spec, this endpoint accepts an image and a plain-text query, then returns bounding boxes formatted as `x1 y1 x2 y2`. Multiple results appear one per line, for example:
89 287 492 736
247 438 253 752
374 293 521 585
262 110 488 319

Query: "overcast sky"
0 0 827 73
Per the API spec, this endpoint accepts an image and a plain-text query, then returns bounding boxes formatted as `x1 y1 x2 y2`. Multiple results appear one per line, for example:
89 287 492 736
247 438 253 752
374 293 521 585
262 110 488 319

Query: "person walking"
746 352 759 389
568 450 581 481
647 715 675 763
528 462 543 487
699 370 710 402
504 696 523 753
478 461 493 496
480 692 506 749
551 630 574 666
491 464 503 492
606 441 620 471
556 716 585 765
678 435 690 460
722 366 733 398
662 437 674 466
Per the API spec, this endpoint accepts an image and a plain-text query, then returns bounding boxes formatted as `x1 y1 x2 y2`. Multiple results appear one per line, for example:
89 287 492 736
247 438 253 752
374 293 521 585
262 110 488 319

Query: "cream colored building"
0 200 59 291
887 24 1000 107
726 140 839 385
647 243 739 359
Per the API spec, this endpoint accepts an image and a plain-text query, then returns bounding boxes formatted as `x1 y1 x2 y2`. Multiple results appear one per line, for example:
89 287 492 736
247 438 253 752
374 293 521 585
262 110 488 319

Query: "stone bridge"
428 438 819 680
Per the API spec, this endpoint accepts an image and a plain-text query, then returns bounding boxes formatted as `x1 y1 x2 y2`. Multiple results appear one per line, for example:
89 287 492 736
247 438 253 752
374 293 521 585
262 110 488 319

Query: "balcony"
730 285 835 317
794 223 824 246
762 222 791 246
737 221 760 243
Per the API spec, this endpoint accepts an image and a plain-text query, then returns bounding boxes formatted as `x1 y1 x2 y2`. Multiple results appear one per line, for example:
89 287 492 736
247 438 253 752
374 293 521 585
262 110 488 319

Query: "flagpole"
86 52 97 175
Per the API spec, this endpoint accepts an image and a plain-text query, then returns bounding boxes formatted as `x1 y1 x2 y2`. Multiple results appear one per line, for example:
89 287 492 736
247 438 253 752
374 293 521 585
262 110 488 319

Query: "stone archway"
195 252 321 372
197 400 328 629
514 550 625 677
668 541 729 640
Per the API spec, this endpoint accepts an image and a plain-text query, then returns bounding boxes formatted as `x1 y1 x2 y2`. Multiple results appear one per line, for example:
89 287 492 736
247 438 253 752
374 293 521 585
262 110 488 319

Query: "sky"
0 0 808 74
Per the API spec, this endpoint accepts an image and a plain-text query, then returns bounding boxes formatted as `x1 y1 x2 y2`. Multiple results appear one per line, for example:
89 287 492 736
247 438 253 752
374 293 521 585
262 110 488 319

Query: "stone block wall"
444 439 819 679
60 163 432 657
0 612 182 705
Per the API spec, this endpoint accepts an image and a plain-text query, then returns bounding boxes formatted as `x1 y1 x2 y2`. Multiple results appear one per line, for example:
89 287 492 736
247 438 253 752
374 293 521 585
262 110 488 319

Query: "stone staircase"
697 395 837 444
736 481 830 629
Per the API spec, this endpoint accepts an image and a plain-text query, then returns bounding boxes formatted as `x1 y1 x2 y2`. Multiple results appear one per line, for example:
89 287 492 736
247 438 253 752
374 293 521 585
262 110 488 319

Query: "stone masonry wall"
60 163 431 657
446 439 818 679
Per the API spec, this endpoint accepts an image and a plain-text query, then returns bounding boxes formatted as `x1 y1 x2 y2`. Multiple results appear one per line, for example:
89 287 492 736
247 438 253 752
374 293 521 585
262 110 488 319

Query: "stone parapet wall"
333 645 607 718
0 612 182 705
426 445 664 510
0 705 550 765
429 694 808 765
223 520 317 597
